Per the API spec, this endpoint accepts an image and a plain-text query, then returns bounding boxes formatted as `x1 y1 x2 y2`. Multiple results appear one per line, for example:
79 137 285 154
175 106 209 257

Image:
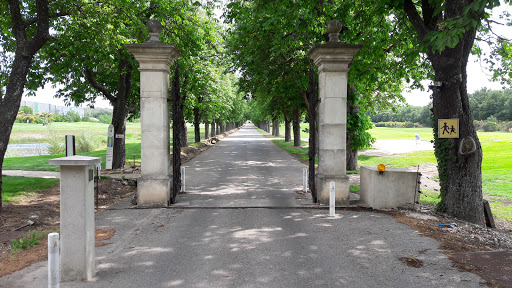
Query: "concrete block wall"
360 166 419 209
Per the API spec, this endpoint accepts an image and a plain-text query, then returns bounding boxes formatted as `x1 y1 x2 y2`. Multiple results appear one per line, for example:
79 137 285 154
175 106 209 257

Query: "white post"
48 232 60 288
65 135 75 157
181 166 186 192
329 182 335 216
105 124 114 170
303 168 308 192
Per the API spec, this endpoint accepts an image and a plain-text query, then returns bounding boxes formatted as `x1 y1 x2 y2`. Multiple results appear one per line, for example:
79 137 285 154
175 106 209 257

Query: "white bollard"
329 182 335 217
303 168 308 192
65 135 75 157
181 166 186 192
48 232 60 288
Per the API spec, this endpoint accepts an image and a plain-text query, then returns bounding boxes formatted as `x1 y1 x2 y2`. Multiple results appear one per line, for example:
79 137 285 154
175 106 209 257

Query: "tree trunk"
180 121 188 148
0 0 53 209
306 65 317 202
284 111 291 142
204 120 209 140
292 107 301 147
345 137 358 171
273 120 280 136
85 54 135 170
111 102 128 169
430 48 484 225
216 121 221 135
211 120 216 137
346 86 359 171
171 63 182 204
402 0 484 225
0 53 34 209
193 107 201 143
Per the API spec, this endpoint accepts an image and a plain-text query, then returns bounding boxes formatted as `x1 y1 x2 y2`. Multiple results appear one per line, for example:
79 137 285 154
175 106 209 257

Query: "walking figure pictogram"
442 122 450 135
450 125 456 135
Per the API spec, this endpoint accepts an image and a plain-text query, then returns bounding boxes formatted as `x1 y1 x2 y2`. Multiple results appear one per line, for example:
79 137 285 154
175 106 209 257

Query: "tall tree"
384 0 511 224
42 0 150 169
0 0 71 208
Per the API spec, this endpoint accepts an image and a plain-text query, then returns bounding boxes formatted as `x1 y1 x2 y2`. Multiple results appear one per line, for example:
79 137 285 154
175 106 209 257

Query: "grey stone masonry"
125 20 181 206
307 20 362 205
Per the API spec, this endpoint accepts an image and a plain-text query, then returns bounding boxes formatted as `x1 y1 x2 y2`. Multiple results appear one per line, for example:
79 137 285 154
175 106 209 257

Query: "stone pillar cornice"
125 43 181 72
307 43 362 73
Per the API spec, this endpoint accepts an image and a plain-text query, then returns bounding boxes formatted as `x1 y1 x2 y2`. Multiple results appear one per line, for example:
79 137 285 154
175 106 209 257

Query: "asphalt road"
0 123 487 288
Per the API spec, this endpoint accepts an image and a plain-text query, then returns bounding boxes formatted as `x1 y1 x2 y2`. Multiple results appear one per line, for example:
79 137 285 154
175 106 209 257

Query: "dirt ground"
1 132 511 287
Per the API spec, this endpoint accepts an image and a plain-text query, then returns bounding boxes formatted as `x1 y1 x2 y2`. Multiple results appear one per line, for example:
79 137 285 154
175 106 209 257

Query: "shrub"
11 232 40 251
98 115 112 124
500 121 512 132
482 122 499 132
66 111 81 122
76 132 101 153
45 125 65 155
19 106 33 115
404 122 415 128
473 120 484 131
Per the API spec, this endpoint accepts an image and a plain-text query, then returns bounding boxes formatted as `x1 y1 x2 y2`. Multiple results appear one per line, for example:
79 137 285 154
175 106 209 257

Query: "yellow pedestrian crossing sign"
438 119 459 138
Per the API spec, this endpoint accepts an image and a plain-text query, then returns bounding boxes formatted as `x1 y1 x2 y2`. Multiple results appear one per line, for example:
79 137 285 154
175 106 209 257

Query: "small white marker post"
181 166 186 192
303 168 308 192
48 232 60 288
329 182 335 217
65 135 75 157
105 125 114 170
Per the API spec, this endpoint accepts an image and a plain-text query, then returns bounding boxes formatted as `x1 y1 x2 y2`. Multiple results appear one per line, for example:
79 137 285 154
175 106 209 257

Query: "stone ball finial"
147 20 163 42
327 19 342 42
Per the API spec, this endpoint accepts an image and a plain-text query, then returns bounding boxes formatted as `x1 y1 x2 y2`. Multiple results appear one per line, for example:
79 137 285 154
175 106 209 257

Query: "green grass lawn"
276 123 310 139
2 176 59 203
4 122 213 170
368 127 434 141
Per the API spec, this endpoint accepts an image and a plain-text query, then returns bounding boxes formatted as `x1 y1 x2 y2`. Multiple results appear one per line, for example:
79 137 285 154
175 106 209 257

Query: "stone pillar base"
316 174 350 206
137 177 171 206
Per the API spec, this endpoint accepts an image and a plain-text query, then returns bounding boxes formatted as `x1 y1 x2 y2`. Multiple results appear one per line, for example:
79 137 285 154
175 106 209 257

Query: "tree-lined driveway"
1 123 486 287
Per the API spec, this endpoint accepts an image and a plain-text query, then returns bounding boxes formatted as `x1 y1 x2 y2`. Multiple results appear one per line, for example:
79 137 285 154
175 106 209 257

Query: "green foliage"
98 115 113 124
45 125 65 155
482 121 499 132
347 110 375 150
16 111 54 124
66 111 81 122
369 104 433 127
20 106 33 115
469 89 512 121
76 132 102 153
11 232 40 252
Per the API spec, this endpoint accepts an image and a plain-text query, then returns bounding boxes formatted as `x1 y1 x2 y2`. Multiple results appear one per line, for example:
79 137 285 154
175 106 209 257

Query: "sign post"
106 124 114 170
438 119 459 138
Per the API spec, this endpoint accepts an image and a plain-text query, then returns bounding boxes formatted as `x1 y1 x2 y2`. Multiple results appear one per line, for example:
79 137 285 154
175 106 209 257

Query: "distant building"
20 100 85 117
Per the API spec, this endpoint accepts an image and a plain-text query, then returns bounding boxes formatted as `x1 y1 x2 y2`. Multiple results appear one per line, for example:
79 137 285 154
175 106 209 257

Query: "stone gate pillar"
126 20 181 206
307 20 361 205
